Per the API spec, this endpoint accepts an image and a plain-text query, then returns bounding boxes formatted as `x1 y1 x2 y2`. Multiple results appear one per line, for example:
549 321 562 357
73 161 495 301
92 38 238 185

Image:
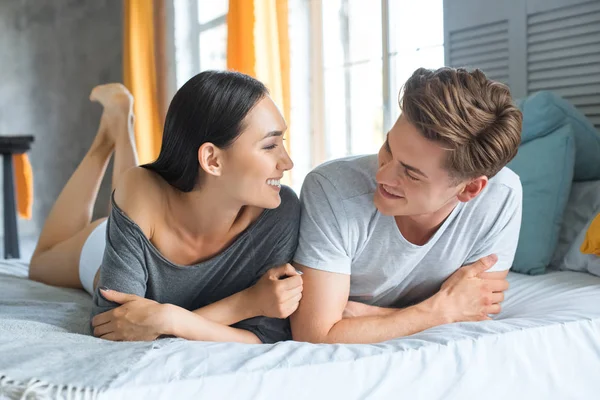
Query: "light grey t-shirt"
92 186 300 343
293 155 522 308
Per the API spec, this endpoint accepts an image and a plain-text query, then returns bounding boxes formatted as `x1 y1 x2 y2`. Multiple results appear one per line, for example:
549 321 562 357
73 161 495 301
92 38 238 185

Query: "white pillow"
560 215 600 277
550 180 600 268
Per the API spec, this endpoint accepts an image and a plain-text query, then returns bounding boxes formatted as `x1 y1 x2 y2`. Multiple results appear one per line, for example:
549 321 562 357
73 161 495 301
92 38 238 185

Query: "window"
171 0 445 190
312 0 445 165
321 0 384 160
387 0 445 123
173 0 228 88
197 2 228 71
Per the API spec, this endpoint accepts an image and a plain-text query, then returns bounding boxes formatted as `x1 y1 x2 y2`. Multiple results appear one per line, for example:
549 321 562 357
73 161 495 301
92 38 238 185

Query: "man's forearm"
166 305 261 344
303 298 449 344
368 305 396 317
191 289 256 326
343 301 396 319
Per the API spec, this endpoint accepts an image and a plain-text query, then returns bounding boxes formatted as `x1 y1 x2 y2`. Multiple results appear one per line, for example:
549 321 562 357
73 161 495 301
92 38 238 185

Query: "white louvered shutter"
527 1 600 130
444 0 600 131
449 20 510 85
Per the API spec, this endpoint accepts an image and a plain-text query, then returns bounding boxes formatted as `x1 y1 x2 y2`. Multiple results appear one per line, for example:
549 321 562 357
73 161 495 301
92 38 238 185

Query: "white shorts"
79 220 108 295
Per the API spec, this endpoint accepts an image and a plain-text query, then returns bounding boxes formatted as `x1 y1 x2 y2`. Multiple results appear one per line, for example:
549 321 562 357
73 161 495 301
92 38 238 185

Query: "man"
291 67 523 344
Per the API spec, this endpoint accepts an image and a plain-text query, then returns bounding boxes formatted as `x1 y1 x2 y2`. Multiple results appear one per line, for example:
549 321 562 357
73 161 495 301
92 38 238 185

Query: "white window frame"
194 2 227 72
168 0 228 91
306 0 396 167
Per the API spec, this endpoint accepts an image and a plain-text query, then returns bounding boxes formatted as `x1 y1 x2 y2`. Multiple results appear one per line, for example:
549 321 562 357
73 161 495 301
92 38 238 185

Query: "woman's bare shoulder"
112 167 166 237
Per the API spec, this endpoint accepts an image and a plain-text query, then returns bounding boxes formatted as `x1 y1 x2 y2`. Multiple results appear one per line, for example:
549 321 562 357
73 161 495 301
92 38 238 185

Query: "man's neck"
394 200 459 246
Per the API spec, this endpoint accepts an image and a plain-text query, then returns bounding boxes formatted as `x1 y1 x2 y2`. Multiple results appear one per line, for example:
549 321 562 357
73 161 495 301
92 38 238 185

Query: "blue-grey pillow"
516 91 600 181
507 123 575 275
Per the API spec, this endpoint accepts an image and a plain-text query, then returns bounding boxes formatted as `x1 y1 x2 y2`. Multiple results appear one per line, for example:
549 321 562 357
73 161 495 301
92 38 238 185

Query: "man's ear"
198 143 223 177
457 176 488 203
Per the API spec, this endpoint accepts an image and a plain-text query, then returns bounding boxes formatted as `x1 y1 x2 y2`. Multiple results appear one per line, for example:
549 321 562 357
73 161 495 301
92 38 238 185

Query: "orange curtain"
123 0 163 164
227 0 291 182
227 0 256 77
14 153 33 219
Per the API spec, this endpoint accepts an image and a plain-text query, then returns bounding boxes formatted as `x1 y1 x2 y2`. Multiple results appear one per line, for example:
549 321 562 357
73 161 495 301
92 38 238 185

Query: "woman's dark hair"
142 70 269 191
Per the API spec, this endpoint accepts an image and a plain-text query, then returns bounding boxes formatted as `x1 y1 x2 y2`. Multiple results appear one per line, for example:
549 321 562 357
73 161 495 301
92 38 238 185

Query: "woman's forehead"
240 98 286 138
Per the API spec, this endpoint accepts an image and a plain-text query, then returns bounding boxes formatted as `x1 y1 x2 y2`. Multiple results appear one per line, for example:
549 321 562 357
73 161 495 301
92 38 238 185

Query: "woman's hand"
246 264 303 319
92 289 169 341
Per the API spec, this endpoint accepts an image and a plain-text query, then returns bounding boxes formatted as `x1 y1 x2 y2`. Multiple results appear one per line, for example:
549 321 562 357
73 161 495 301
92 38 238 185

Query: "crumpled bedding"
1 260 599 400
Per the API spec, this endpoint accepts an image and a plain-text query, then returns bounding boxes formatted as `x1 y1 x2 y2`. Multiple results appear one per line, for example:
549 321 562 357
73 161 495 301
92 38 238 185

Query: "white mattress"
1 260 599 399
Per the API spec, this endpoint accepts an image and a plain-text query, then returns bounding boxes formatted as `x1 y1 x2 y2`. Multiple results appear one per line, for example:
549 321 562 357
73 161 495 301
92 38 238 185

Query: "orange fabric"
153 0 168 124
123 0 163 164
14 153 33 220
227 0 291 182
581 213 600 256
227 0 256 77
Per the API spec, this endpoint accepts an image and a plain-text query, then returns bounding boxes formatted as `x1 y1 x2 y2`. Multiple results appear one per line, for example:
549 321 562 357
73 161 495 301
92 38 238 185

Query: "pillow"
550 180 600 267
581 213 600 255
517 91 600 181
561 214 600 277
507 123 575 275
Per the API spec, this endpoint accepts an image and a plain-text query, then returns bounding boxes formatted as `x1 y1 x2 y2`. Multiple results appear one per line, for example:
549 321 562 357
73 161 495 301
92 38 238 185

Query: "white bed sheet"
1 260 599 399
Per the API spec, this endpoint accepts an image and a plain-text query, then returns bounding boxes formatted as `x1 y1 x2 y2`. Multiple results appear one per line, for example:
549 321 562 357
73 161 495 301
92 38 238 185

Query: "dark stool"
0 135 34 259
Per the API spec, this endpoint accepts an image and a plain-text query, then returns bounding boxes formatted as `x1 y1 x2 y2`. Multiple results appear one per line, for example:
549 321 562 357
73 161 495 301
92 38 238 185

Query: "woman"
28 71 303 344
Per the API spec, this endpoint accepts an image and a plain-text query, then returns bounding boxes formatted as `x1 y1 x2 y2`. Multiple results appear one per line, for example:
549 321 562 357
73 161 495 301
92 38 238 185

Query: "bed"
3 90 600 399
1 259 599 400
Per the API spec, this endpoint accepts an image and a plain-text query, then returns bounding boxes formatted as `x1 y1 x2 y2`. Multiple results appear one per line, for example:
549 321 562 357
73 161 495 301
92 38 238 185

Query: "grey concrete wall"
0 0 123 259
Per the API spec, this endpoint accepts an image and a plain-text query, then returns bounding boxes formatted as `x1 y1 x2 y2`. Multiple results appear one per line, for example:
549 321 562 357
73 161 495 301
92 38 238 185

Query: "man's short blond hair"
401 67 522 180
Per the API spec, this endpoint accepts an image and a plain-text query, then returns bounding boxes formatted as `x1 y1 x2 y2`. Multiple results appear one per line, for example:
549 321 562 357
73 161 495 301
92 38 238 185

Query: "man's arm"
291 255 506 344
290 263 447 344
342 301 396 319
342 269 509 319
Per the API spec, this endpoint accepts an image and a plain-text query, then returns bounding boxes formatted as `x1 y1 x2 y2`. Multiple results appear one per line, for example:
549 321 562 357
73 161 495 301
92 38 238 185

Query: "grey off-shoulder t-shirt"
91 186 300 343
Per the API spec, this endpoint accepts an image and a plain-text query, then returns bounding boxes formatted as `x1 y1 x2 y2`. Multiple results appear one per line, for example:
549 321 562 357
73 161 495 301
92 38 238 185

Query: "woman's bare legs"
29 84 138 289
112 102 138 193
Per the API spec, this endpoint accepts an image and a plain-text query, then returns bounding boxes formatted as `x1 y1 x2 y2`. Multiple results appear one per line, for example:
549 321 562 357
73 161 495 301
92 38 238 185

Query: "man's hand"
92 289 169 341
434 254 509 324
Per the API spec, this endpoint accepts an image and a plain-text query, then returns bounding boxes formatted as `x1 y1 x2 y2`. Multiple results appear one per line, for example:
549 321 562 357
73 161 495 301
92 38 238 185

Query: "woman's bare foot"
90 84 135 145
90 83 133 114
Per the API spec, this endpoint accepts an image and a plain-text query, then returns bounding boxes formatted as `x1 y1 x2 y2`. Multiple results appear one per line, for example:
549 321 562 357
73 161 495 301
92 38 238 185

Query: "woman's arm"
93 289 261 343
93 264 302 342
92 169 157 319
191 264 303 325
166 304 262 344
190 289 255 325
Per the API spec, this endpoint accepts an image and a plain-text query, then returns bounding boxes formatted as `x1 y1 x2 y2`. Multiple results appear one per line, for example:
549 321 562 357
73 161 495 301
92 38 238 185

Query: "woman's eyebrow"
263 130 283 139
